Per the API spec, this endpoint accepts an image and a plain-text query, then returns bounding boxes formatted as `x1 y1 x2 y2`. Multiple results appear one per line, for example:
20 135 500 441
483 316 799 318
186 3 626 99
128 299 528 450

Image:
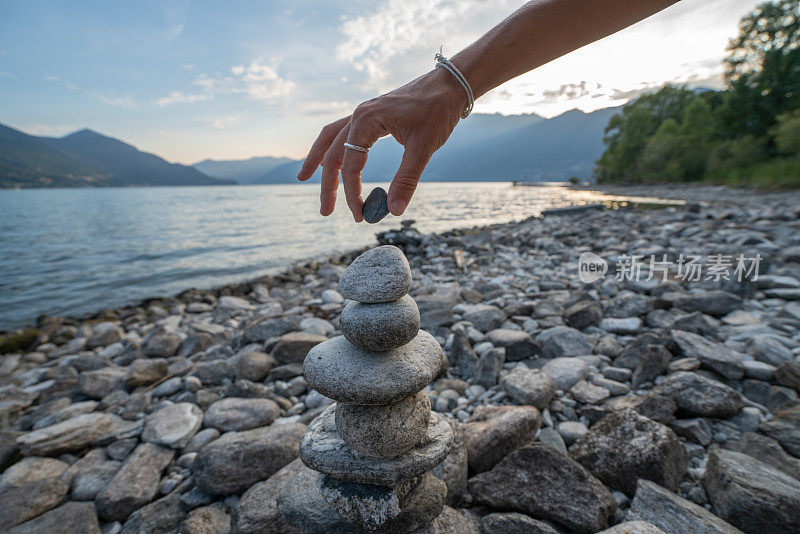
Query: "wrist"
425 66 470 119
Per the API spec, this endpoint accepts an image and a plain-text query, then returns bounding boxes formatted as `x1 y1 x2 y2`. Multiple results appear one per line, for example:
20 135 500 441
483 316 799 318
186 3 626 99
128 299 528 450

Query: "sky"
0 0 763 164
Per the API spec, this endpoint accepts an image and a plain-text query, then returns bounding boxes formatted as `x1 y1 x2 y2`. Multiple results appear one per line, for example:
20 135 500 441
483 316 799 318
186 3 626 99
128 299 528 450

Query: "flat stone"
541 357 589 390
181 503 230 534
481 512 561 534
0 457 69 490
272 332 328 364
628 479 742 534
599 317 642 335
469 443 616 533
758 401 800 459
724 432 800 481
95 442 174 522
243 316 301 344
536 326 592 358
194 422 306 495
464 405 540 473
120 492 184 534
16 412 142 456
340 295 420 352
671 330 745 379
565 301 602 330
79 367 126 399
670 418 713 446
338 245 412 303
204 397 279 432
598 522 666 534
141 402 202 449
6 501 100 534
430 419 468 506
744 335 793 366
557 421 588 446
485 329 540 361
570 380 610 404
299 405 453 486
232 458 303 534
0 478 70 531
658 290 742 317
124 358 168 388
604 393 677 424
363 187 389 223
304 332 442 405
231 350 277 381
655 371 744 418
70 460 120 500
704 447 800 534
500 367 555 409
569 409 687 497
336 391 430 457
462 305 507 332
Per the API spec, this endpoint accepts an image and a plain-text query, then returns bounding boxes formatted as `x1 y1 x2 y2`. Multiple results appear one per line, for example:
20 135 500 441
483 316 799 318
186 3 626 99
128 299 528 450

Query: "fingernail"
390 198 407 215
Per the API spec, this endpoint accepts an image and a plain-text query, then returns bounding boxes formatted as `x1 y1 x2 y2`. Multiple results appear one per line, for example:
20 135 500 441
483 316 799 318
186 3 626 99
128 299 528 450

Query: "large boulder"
468 443 616 533
704 447 800 534
194 423 306 495
569 409 687 496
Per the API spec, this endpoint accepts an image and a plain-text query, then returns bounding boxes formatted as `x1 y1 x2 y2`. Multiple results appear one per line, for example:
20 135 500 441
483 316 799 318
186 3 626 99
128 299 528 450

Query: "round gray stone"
203 397 280 432
336 391 431 458
363 187 389 224
340 295 420 352
299 404 454 486
304 332 442 405
337 245 412 303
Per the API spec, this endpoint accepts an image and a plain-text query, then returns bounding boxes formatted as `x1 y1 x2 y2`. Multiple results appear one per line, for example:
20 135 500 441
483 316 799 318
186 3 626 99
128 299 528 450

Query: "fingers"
387 141 431 216
341 105 388 222
319 121 350 216
297 116 350 181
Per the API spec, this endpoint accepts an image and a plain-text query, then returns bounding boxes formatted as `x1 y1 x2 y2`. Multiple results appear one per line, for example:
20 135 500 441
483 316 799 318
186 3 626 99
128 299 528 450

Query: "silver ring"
344 142 369 153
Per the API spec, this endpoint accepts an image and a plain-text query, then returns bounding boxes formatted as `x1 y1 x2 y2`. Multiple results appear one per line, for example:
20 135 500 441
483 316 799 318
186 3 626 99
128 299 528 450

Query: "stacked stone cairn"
293 245 454 532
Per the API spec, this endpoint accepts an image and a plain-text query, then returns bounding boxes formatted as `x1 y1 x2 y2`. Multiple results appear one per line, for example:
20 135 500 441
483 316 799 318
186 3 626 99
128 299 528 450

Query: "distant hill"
193 156 294 184
0 123 234 188
254 107 617 184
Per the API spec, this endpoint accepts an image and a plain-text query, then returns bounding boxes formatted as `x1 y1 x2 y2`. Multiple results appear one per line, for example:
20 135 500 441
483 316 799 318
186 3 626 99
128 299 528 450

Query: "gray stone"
704 447 800 534
599 317 642 335
570 380 610 404
631 344 671 387
743 359 776 381
120 492 184 534
194 423 306 495
775 360 800 391
16 412 142 456
6 501 100 534
124 358 169 388
537 426 568 454
338 245 412 303
142 402 203 448
474 347 505 388
462 304 507 332
602 366 632 382
725 432 800 481
0 457 69 490
658 290 742 317
570 409 687 497
272 332 328 364
604 393 677 424
336 392 430 457
655 371 744 418
628 479 742 534
304 332 442 405
86 324 124 349
500 367 555 409
671 330 745 379
79 367 127 399
486 329 540 361
0 478 70 531
541 357 589 390
71 460 121 500
744 335 793 366
232 458 303 534
464 405 541 474
193 360 233 385
230 350 276 382
430 419 468 506
96 442 175 522
481 512 561 534
181 503 231 534
340 295 420 352
469 443 616 533
670 418 712 446
243 316 301 344
759 401 800 456
142 332 183 358
299 405 453 486
565 301 602 330
537 326 593 358
598 522 666 534
204 397 280 432
449 327 479 379
557 421 588 446
363 187 390 223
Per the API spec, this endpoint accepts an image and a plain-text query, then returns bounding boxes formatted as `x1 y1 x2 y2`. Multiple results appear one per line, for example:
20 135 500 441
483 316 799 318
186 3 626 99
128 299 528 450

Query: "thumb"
387 142 432 216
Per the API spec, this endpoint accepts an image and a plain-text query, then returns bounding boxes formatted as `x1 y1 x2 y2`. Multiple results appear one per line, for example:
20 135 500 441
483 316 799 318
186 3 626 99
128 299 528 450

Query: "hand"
297 67 466 221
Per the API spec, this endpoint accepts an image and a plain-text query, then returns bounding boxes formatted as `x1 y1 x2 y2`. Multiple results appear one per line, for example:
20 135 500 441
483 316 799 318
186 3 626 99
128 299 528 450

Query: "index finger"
297 116 350 181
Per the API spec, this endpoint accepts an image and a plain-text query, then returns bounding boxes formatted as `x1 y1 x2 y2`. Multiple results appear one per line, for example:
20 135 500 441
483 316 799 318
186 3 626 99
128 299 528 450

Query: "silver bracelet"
435 50 474 119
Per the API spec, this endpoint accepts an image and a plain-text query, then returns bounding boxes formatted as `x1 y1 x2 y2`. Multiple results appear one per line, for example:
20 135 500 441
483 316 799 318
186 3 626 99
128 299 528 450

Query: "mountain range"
196 106 618 184
0 124 234 188
0 105 619 188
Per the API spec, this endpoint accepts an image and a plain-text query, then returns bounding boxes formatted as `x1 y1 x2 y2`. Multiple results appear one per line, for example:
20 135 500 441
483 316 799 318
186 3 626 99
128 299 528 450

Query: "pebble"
339 294 420 351
362 187 390 223
337 245 412 303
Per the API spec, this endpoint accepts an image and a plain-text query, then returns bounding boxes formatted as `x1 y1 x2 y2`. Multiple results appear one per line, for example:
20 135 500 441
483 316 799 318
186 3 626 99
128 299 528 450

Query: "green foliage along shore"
595 0 800 188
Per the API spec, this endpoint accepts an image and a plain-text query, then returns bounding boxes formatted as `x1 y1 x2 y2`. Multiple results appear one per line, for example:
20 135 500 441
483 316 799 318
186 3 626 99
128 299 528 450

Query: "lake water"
0 182 661 330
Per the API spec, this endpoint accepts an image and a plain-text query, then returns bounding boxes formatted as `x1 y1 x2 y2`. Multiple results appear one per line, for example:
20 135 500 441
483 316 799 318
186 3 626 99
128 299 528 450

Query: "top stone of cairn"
337 245 412 303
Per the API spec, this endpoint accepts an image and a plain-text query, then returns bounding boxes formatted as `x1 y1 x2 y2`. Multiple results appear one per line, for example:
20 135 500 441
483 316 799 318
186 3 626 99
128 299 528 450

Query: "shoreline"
0 182 791 340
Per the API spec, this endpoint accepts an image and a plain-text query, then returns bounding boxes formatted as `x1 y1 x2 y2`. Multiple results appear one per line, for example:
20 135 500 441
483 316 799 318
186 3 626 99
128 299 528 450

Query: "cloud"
97 94 138 108
229 58 295 100
297 100 352 116
207 114 242 128
167 23 184 40
155 90 211 107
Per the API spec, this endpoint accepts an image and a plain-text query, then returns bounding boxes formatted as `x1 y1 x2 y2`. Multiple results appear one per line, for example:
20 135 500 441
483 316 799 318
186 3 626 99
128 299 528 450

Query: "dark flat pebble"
363 187 389 223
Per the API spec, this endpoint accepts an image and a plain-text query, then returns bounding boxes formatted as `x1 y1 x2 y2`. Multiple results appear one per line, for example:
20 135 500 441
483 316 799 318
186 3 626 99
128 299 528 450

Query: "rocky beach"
1 184 800 534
